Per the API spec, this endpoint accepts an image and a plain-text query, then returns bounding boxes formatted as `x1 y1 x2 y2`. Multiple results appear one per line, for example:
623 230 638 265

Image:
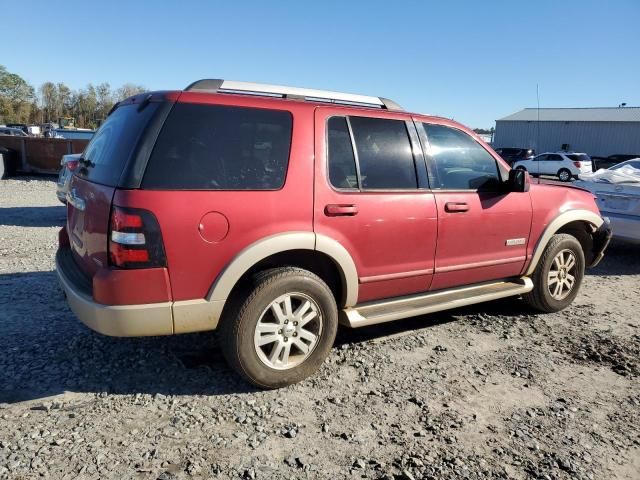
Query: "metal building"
493 107 640 157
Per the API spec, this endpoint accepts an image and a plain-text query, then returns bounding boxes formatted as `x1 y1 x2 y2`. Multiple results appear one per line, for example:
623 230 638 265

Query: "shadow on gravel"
0 270 255 404
0 206 66 227
0 269 538 405
587 240 640 276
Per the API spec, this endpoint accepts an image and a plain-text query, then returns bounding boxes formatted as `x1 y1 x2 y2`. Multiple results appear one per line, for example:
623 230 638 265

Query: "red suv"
56 79 611 388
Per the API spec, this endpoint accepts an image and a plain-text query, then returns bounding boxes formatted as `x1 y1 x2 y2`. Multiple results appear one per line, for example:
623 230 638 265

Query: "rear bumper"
56 250 174 337
588 220 612 268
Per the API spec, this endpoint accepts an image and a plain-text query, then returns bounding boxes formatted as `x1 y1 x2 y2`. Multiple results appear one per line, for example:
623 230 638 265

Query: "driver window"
422 123 501 190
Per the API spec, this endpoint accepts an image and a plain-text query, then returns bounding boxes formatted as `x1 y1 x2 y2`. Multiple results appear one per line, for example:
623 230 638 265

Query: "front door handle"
325 204 359 216
445 202 469 213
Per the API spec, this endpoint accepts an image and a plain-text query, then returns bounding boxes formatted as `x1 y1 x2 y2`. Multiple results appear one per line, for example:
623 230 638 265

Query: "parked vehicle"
592 154 640 171
55 80 611 388
513 152 593 182
56 153 82 203
0 127 28 137
49 129 95 140
494 147 535 165
575 160 640 243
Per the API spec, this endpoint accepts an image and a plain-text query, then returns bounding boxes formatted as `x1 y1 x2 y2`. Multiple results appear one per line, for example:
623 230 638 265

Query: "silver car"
56 153 82 204
576 160 640 243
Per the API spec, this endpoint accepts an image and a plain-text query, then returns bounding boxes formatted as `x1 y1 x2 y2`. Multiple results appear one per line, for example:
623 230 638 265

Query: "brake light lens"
573 161 582 168
66 160 79 171
108 206 166 268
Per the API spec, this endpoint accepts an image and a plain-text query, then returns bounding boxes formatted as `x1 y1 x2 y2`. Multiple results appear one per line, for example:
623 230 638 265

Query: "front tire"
523 233 585 313
220 267 338 388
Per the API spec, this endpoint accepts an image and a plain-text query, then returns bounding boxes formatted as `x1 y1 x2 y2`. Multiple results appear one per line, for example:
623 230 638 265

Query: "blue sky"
3 0 639 128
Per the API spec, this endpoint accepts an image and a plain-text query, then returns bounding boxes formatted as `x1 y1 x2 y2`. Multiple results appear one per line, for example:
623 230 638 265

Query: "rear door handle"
445 202 469 212
325 204 358 216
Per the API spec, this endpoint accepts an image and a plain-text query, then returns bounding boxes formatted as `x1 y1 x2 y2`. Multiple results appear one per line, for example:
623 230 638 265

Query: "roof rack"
184 79 403 111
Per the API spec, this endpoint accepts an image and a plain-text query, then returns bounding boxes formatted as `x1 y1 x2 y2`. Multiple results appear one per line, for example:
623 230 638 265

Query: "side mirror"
507 168 530 192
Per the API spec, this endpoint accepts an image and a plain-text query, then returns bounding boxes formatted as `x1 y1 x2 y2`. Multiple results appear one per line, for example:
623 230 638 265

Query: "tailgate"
64 98 166 277
67 175 115 276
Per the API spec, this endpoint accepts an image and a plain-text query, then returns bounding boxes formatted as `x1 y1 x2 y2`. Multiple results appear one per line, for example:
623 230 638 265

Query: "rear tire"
557 168 572 182
523 233 585 313
220 267 338 388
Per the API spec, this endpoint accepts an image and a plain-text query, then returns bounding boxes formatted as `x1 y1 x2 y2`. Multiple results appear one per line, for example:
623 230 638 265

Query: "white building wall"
493 121 640 157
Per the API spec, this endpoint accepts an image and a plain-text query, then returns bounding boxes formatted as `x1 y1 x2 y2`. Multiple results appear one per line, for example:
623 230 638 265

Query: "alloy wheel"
253 292 323 370
547 249 577 300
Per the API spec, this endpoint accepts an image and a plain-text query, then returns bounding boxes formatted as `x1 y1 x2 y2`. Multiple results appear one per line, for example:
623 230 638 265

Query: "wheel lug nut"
284 337 288 342
293 321 298 326
278 329 282 334
284 320 288 324
293 332 297 337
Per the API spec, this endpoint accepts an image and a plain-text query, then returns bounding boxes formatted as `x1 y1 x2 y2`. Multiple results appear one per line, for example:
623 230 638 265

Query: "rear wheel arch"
208 232 358 309
525 210 603 276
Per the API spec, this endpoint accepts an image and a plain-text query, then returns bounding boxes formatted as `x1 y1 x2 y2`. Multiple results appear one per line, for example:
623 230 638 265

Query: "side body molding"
172 232 359 334
524 209 603 276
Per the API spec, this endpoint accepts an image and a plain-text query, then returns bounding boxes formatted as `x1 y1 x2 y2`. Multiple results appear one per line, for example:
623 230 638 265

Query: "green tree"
116 83 146 101
0 65 35 123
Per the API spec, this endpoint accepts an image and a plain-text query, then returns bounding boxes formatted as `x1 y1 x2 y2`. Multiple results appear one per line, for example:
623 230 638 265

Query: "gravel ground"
1 177 639 480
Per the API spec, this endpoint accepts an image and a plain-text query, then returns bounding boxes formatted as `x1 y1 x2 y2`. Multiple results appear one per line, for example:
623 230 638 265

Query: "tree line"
0 65 145 129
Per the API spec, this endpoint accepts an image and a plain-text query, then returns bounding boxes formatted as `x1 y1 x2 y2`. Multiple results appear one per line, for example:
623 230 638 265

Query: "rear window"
142 103 293 190
567 154 590 162
77 103 159 186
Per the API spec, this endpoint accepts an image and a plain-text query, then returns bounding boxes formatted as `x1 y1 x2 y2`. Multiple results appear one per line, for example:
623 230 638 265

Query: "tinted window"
143 103 292 190
79 103 160 186
349 116 417 189
548 154 563 161
567 154 590 162
423 123 500 190
328 117 358 189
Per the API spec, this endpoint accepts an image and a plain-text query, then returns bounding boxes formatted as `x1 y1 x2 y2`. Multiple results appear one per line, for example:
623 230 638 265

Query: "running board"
340 277 533 328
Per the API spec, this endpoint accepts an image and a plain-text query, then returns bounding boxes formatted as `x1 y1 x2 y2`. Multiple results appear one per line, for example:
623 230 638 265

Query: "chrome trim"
360 268 433 284
436 256 526 273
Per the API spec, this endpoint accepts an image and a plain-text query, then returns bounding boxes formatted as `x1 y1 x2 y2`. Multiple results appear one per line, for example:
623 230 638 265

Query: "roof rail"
184 79 403 111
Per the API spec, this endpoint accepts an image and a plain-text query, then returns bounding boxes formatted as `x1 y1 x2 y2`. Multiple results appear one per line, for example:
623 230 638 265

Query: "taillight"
573 161 581 168
66 160 79 171
108 206 166 268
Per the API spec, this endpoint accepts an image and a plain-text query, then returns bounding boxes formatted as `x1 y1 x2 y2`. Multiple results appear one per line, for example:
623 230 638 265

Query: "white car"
575 160 640 243
513 152 593 182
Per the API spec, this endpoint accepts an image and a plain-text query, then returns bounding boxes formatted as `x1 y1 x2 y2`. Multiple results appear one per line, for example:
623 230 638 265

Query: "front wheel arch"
525 211 603 276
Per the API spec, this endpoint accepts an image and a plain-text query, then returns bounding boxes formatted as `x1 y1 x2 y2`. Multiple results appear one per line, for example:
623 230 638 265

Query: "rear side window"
423 123 500 190
78 103 160 186
328 117 358 189
143 103 292 190
349 117 417 189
